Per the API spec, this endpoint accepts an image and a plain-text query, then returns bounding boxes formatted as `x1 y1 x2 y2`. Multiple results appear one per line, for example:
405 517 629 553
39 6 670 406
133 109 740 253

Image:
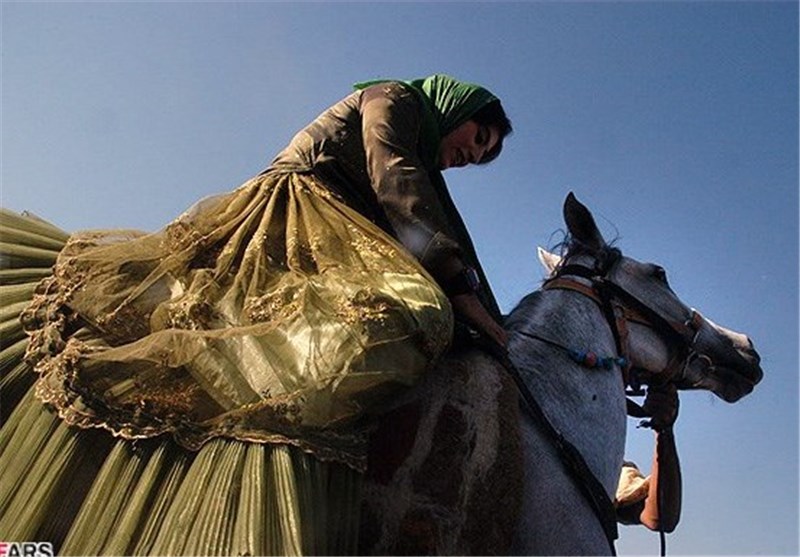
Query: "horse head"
537 192 763 403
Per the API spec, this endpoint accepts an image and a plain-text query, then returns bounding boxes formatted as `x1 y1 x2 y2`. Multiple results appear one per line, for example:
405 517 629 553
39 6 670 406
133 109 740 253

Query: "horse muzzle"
675 316 763 402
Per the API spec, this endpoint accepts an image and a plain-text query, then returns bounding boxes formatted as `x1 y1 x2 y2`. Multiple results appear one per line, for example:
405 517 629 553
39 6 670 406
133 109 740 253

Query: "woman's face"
438 120 500 170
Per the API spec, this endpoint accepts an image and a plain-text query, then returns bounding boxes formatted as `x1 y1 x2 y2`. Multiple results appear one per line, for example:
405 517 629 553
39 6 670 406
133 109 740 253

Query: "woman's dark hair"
471 100 513 165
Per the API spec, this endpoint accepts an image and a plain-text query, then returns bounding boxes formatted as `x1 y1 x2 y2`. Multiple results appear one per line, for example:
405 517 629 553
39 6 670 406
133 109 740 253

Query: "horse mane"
550 230 623 275
503 228 625 322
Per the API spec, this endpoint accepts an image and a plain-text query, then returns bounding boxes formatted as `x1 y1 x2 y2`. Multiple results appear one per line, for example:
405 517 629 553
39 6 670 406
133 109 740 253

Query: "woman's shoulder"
358 81 421 109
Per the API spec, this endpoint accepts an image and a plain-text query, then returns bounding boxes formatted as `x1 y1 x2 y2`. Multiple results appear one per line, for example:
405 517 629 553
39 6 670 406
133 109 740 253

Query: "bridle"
540 253 706 395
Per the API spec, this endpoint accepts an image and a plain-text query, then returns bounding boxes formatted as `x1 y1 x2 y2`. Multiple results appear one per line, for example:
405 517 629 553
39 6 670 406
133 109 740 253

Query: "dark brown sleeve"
360 83 464 282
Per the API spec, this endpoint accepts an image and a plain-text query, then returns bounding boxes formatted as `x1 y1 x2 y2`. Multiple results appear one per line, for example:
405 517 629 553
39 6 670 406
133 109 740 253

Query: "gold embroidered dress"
0 75 501 555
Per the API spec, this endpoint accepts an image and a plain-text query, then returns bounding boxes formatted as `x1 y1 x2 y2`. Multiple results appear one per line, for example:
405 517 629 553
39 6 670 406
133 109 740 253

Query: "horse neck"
506 287 628 492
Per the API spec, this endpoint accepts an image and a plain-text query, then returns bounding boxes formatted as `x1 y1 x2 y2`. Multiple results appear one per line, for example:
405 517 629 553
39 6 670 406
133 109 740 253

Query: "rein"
478 338 622 555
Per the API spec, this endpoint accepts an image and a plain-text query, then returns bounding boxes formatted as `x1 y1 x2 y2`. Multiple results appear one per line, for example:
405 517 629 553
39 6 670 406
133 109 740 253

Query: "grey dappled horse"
360 193 763 556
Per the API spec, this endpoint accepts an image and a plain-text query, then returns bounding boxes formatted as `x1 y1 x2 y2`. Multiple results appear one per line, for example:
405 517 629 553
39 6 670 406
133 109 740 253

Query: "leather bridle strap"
600 281 705 386
544 276 640 387
544 277 652 327
544 272 705 387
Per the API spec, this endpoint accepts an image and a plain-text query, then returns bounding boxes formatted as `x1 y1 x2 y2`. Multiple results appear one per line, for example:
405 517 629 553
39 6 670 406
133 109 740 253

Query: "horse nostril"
743 340 761 365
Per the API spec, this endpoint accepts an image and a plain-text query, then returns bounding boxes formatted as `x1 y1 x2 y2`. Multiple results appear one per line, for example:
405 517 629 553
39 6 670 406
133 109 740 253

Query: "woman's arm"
359 84 506 347
639 383 682 532
360 83 463 280
449 293 508 348
639 427 682 532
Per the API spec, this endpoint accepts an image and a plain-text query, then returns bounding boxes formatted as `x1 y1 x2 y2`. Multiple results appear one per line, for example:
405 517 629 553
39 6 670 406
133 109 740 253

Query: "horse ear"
537 247 561 276
563 192 606 251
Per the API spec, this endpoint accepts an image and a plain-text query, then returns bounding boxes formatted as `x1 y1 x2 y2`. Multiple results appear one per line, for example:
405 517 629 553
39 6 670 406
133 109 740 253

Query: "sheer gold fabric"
1 205 364 555
21 171 452 470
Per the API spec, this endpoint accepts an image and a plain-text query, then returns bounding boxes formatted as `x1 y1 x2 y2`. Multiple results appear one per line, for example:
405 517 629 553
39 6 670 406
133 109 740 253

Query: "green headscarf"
354 74 499 169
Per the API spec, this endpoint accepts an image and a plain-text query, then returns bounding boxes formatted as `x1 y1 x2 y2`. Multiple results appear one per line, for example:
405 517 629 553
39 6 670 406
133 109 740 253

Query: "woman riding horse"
1 74 512 554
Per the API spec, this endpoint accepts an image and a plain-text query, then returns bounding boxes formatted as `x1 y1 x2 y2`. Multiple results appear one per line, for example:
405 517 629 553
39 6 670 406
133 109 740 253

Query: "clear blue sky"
2 2 797 555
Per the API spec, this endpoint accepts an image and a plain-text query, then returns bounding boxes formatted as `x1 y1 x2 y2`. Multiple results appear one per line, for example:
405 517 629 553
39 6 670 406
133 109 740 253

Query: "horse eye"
652 266 668 283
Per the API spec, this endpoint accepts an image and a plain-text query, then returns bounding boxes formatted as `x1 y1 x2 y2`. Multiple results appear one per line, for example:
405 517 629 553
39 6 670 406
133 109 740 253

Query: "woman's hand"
450 293 507 349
